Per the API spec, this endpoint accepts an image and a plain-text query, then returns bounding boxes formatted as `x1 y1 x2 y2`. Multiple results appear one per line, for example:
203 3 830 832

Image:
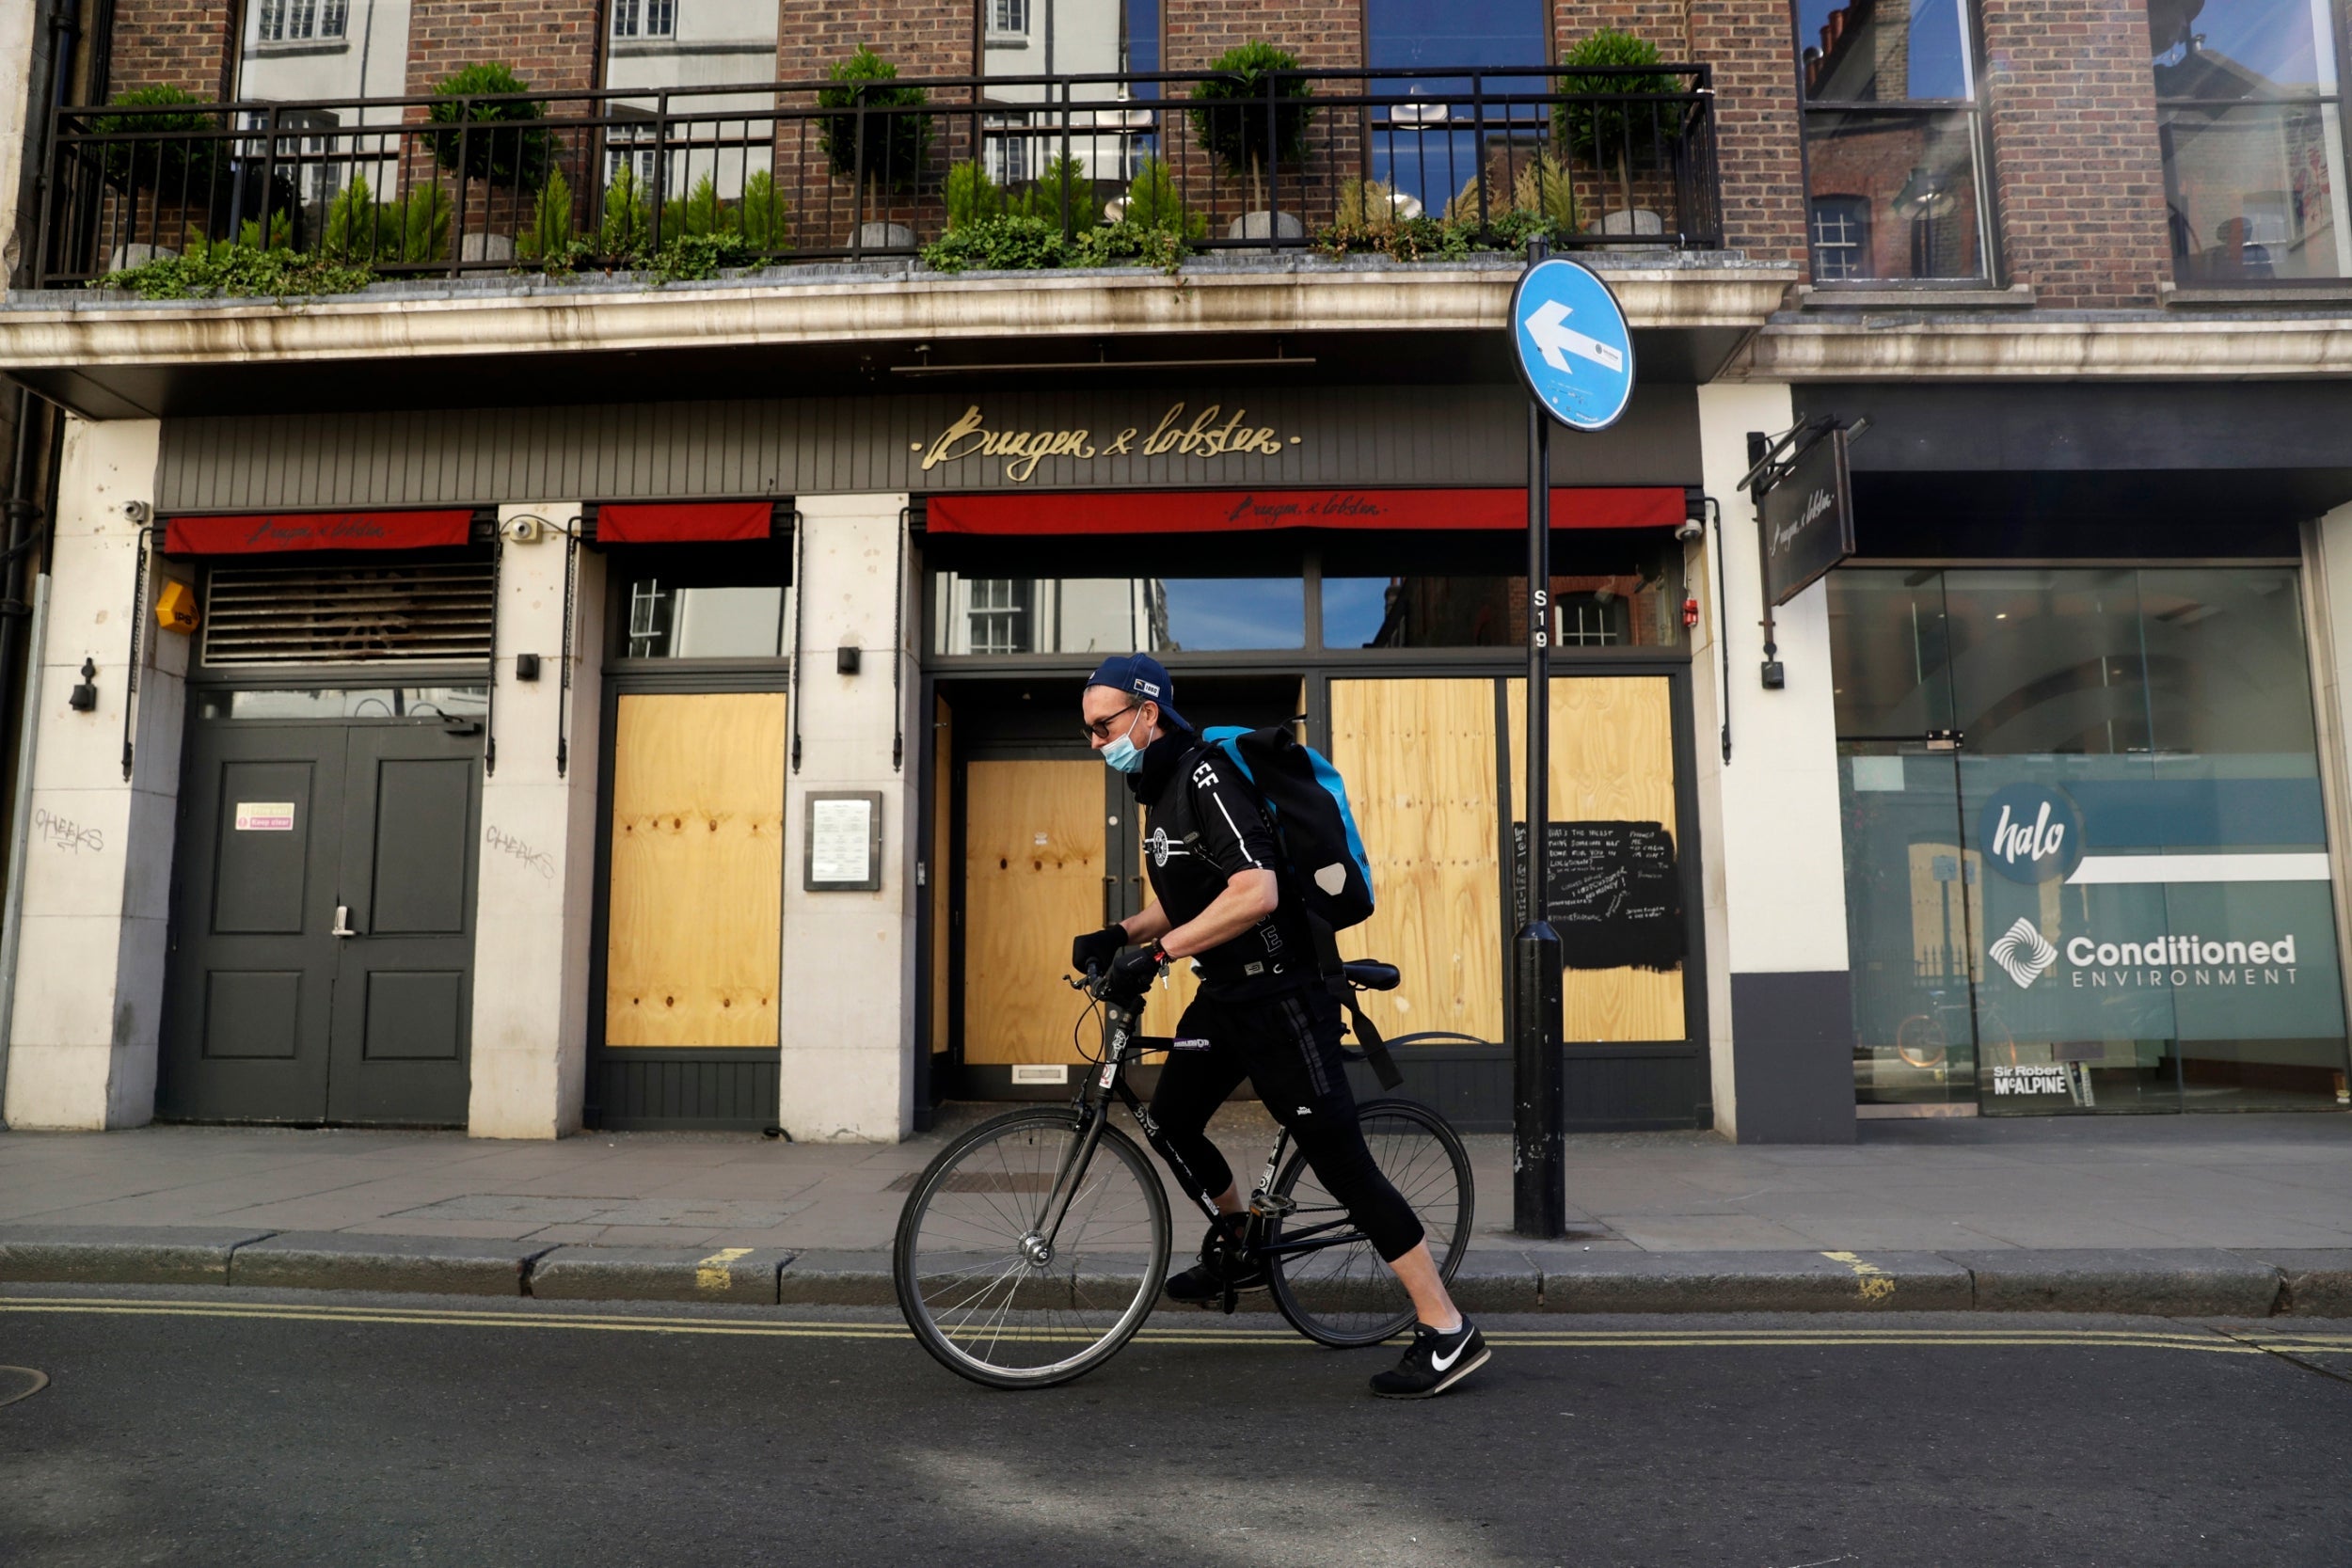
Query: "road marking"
696 1248 754 1291
0 1297 2290 1354
1820 1251 1897 1305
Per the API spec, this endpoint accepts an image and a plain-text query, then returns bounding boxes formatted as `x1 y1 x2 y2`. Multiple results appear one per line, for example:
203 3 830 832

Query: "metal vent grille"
201 559 496 667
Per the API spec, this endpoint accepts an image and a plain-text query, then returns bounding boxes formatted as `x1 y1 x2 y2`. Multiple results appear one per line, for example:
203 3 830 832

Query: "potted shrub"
1187 40 1313 240
817 45 932 249
425 62 552 261
90 85 230 268
1555 30 1680 241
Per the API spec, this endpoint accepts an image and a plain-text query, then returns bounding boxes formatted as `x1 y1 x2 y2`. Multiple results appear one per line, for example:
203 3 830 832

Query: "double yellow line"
4 1296 2344 1355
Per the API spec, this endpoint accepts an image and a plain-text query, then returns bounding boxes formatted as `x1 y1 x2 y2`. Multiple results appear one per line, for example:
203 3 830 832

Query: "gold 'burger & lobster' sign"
914 402 1303 483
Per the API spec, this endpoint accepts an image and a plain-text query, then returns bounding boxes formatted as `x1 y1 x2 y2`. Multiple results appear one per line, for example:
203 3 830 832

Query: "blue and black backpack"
1198 724 1375 932
1194 724 1401 1089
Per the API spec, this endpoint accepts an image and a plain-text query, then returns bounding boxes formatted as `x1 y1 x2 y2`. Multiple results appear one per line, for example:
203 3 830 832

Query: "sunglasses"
1081 702 1142 742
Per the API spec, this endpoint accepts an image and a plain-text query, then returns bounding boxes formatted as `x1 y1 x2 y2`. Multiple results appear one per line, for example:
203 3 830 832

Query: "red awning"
164 509 474 555
924 488 1686 535
596 501 774 544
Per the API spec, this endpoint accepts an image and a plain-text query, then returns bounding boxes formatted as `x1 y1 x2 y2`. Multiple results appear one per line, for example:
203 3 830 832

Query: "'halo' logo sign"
1978 783 2087 885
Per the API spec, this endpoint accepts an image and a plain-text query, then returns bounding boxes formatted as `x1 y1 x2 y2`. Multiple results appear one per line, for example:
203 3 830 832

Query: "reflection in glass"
1829 567 2352 1115
1798 0 1976 101
1364 0 1547 215
2159 103 2348 281
931 574 1303 653
2152 0 2351 281
980 0 1164 204
198 687 489 720
1323 569 1684 650
1803 109 1986 279
625 581 790 658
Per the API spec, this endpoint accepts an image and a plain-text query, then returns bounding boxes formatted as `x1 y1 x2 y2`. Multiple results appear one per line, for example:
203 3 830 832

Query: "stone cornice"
0 261 1798 372
1739 309 2352 380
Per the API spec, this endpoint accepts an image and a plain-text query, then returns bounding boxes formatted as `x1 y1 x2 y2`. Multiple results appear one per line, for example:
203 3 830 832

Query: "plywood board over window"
1328 679 1504 1044
605 692 787 1047
1507 675 1685 1043
964 759 1104 1065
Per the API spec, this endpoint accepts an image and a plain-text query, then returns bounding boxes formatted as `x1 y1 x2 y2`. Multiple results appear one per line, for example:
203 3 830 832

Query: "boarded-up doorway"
596 690 787 1126
961 758 1105 1069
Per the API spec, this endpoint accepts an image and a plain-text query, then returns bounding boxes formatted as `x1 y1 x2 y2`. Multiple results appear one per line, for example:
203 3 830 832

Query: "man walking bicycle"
1072 654 1488 1400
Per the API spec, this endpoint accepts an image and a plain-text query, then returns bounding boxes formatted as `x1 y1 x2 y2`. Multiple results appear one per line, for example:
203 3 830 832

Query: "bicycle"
891 958 1475 1389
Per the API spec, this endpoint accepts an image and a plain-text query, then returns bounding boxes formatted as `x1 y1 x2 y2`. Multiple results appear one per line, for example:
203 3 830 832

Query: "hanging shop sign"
1756 425 1855 608
916 403 1300 483
164 509 474 556
926 487 1686 535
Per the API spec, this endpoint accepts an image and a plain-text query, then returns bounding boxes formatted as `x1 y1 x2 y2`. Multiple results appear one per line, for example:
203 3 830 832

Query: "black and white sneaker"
1369 1320 1488 1399
1163 1217 1268 1306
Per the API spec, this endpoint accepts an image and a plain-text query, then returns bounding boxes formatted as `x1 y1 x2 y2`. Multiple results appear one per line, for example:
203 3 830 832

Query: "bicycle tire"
893 1106 1169 1390
1264 1097 1474 1349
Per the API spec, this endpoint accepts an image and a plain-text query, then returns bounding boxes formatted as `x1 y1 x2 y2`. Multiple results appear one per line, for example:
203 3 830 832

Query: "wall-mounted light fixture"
67 658 97 712
836 645 862 676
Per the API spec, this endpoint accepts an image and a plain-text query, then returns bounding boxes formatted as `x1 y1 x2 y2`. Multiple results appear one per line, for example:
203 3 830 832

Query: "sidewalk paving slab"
2235 1249 2352 1317
228 1231 553 1296
1949 1247 2281 1317
0 1225 276 1286
529 1245 793 1305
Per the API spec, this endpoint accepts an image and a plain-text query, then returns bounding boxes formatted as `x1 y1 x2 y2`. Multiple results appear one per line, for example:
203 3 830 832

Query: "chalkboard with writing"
1512 819 1686 973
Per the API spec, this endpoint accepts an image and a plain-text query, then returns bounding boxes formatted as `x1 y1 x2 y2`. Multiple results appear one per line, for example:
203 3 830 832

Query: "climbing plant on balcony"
817 47 933 193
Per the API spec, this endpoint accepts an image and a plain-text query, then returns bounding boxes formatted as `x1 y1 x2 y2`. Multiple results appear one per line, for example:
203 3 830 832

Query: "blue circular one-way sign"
1510 257 1636 432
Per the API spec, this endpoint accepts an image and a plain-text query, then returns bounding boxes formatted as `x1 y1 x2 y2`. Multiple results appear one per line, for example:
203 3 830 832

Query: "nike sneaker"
1369 1319 1488 1399
1163 1216 1268 1306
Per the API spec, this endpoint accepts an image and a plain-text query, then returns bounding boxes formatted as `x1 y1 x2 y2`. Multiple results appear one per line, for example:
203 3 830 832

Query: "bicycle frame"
1028 982 1374 1279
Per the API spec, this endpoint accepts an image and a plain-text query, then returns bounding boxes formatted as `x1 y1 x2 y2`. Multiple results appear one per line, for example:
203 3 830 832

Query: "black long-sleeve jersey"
1127 729 1319 1001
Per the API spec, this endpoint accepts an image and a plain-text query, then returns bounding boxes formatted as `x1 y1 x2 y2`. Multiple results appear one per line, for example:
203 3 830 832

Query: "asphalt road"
2 1287 2349 1568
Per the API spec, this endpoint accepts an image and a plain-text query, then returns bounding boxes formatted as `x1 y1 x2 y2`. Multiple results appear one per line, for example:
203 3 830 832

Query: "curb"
3 1228 2349 1317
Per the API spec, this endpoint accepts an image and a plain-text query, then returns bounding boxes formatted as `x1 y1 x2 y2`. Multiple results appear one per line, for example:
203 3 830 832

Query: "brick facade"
1163 0 1359 70
401 0 603 96
1979 0 2174 305
1685 0 1808 266
108 0 237 99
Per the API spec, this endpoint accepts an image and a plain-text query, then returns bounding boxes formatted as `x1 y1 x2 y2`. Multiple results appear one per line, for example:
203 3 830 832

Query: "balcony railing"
35 65 1722 289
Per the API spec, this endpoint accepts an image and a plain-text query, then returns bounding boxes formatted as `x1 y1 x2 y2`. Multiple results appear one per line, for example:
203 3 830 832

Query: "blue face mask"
1100 707 1147 773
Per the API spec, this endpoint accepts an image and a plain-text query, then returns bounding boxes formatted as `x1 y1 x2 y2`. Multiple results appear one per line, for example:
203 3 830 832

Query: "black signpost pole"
1512 237 1566 1241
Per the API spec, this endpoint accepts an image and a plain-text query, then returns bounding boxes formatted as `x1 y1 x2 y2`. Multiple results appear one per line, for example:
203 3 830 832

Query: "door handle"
1102 876 1117 926
331 904 358 938
441 719 484 736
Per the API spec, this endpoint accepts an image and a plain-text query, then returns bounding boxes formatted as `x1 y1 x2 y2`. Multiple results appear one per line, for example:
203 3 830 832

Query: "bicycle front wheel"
1265 1098 1473 1349
893 1107 1169 1389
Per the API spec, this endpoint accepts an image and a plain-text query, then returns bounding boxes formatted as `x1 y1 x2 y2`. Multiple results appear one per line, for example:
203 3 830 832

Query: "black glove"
1072 924 1127 975
1106 942 1168 997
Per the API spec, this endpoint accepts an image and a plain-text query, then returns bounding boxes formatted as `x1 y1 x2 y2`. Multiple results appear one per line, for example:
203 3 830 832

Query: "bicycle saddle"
1342 960 1401 991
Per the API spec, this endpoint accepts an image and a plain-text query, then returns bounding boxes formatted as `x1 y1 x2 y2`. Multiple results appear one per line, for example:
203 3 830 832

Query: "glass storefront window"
930 575 1305 655
623 582 791 658
2152 0 2352 282
1831 566 2351 1116
1322 571 1682 649
197 687 489 720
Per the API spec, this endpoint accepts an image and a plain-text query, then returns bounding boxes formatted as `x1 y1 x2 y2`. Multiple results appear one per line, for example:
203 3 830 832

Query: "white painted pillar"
1690 385 1855 1142
3 417 179 1130
466 506 605 1138
776 493 917 1141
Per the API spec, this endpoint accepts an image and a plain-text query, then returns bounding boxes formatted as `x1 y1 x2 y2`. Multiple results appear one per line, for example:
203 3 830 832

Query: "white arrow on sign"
1524 298 1625 376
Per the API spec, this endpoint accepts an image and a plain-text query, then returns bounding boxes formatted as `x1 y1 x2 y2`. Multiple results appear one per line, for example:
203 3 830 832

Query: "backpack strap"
1309 914 1403 1092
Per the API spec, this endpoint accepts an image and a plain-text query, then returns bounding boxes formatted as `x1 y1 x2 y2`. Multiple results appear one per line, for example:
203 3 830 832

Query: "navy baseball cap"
1084 653 1189 731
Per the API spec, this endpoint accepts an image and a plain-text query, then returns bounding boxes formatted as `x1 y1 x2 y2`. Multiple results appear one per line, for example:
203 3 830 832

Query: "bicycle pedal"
1248 1194 1296 1218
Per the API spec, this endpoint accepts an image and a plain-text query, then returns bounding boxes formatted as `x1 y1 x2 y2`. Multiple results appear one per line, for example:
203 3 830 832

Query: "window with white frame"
966 578 1032 655
1809 195 1872 281
988 0 1031 38
257 0 348 41
612 0 678 40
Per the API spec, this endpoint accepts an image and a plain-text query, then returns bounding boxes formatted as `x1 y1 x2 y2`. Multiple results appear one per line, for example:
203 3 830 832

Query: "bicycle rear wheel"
1265 1098 1473 1349
893 1107 1169 1389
